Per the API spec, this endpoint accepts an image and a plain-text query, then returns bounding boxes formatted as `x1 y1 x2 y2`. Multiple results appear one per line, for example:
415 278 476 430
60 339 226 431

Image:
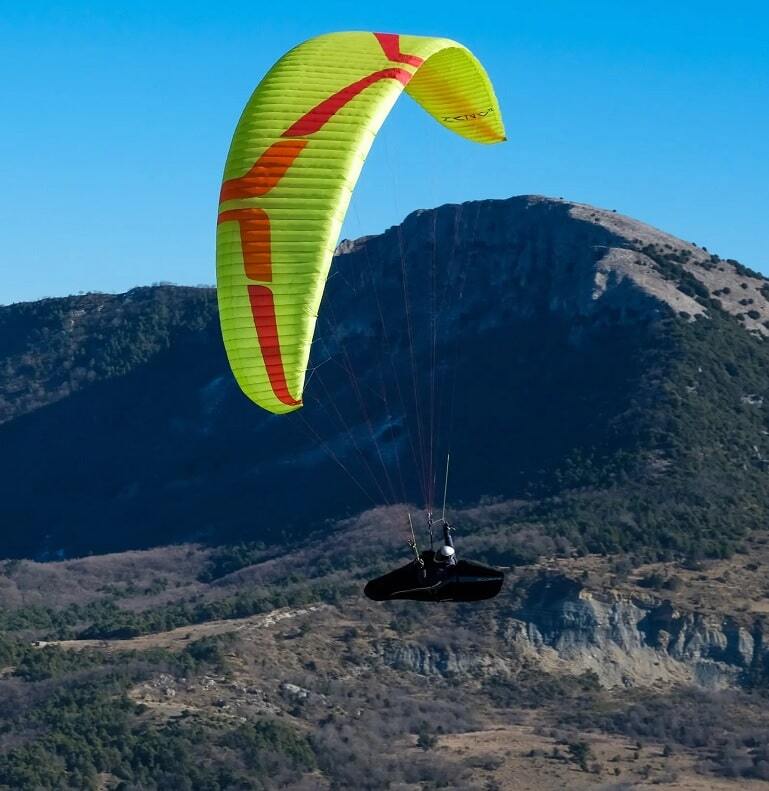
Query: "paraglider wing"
217 31 506 413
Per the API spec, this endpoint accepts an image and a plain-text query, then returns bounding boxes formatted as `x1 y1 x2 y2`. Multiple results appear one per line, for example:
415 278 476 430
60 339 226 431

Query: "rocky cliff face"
504 573 759 689
368 541 769 692
335 195 768 333
370 572 765 690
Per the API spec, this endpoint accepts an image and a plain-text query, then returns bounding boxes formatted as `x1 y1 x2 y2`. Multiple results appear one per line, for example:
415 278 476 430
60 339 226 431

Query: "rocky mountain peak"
345 194 767 335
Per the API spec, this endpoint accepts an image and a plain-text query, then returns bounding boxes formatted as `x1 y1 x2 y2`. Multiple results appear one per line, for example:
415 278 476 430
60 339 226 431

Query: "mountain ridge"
2 195 769 559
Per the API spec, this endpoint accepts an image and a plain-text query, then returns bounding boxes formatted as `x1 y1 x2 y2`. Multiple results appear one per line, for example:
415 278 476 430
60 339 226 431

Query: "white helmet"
438 545 455 559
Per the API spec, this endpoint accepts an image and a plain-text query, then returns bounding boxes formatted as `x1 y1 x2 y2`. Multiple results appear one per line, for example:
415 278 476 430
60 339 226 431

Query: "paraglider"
366 456 504 602
364 512 504 603
216 31 505 413
216 31 506 601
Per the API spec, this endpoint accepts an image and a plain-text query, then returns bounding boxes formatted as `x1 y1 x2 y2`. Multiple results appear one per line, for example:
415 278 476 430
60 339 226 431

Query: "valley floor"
36 601 769 791
4 517 769 789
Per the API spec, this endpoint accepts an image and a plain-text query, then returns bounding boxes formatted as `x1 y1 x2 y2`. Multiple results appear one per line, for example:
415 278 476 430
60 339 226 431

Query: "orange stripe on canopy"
248 285 302 406
217 208 272 281
374 33 424 67
220 139 308 202
282 68 413 138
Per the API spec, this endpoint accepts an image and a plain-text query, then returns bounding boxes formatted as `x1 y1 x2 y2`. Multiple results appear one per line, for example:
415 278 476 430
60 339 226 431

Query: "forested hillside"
1 196 769 560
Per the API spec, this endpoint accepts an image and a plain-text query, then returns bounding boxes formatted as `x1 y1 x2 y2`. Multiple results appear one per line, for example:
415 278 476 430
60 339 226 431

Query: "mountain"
2 195 769 559
3 196 769 790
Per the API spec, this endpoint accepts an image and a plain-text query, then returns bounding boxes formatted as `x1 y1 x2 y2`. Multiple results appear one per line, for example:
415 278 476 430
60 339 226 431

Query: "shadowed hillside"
2 196 769 558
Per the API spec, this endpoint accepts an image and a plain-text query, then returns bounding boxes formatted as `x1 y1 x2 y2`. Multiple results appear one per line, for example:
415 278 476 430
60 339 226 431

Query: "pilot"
434 544 457 566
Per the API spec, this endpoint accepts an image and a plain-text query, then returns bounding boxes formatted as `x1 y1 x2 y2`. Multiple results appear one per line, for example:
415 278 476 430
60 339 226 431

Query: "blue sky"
1 1 767 304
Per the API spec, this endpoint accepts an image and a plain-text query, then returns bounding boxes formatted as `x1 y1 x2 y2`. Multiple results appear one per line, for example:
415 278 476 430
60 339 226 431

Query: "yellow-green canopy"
217 31 506 413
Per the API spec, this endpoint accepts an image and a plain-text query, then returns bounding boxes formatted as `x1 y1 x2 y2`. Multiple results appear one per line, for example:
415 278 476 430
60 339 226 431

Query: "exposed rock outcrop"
506 573 760 689
376 639 513 677
375 570 767 691
379 574 767 689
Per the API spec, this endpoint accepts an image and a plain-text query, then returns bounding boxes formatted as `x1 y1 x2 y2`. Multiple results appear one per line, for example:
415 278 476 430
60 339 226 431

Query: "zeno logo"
442 107 495 122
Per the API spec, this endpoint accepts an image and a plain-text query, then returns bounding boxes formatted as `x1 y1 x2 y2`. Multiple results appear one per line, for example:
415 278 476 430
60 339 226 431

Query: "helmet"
438 545 455 559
